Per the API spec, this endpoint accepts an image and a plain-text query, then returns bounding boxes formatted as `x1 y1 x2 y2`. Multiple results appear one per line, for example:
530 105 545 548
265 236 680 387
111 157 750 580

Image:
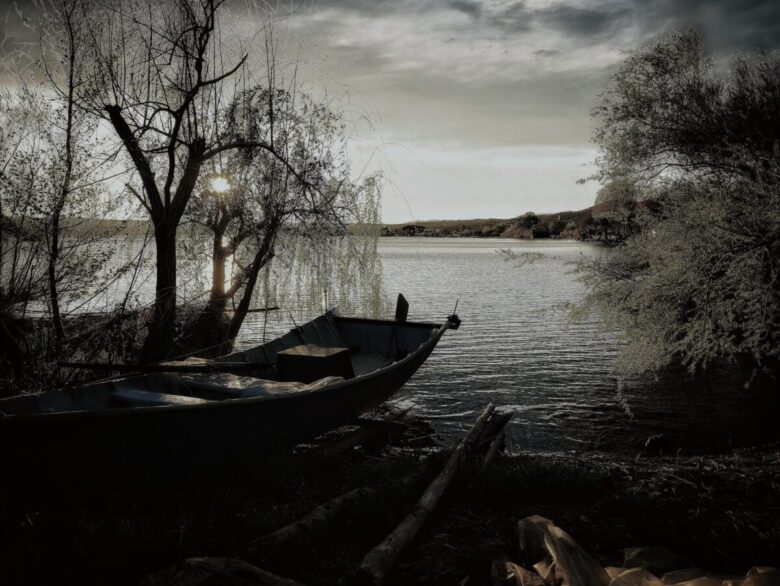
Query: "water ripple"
238 238 780 454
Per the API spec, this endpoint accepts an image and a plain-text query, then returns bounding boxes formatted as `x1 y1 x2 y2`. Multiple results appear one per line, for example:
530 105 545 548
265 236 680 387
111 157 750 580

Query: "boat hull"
0 319 447 494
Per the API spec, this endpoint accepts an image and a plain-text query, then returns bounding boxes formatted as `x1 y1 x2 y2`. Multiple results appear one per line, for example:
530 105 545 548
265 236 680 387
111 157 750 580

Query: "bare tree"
72 0 343 361
1 0 107 344
36 0 94 341
0 92 50 368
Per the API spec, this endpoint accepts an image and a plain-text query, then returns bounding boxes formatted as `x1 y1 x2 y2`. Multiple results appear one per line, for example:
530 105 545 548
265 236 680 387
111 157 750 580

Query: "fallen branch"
347 403 496 586
241 487 381 564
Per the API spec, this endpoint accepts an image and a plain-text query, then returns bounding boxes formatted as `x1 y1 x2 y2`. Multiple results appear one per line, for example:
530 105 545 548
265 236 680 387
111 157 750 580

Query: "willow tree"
74 0 321 361
580 29 780 380
182 87 382 354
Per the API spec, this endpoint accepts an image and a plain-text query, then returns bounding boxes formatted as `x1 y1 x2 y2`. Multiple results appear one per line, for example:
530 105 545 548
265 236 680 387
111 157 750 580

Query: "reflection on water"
239 237 780 455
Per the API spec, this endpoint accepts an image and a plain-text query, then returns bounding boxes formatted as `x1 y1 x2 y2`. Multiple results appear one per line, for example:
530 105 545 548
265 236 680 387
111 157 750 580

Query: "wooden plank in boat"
277 344 355 383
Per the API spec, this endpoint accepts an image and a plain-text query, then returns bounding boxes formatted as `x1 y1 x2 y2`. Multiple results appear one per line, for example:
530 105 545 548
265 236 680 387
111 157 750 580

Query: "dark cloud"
633 0 780 53
534 4 632 39
483 1 531 35
438 1 631 41
436 0 780 50
447 0 482 19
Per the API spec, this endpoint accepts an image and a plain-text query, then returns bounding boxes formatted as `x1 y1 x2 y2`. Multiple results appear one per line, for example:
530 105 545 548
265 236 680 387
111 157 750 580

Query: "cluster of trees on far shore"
380 197 652 241
381 208 602 240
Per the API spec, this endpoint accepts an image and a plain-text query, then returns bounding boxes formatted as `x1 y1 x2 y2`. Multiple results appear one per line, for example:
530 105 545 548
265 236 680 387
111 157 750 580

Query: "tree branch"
105 104 163 217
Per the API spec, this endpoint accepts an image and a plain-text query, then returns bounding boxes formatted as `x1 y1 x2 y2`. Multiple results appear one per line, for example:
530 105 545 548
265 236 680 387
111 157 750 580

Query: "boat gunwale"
0 318 449 424
334 316 440 329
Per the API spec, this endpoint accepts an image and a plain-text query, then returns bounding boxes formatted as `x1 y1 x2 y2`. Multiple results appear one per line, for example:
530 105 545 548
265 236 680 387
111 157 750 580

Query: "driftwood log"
241 487 381 564
141 405 510 586
347 403 496 586
242 447 454 566
477 410 513 448
468 411 512 491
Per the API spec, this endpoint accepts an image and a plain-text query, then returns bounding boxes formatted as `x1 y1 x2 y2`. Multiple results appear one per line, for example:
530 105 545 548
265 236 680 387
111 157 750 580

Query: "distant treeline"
380 207 606 240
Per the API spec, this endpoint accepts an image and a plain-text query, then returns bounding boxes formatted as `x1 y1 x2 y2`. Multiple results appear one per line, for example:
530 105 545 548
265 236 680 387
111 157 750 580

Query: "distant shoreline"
381 207 594 240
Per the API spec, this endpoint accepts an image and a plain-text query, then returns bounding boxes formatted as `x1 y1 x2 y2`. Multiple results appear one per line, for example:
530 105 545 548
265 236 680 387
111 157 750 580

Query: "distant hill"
381 207 595 239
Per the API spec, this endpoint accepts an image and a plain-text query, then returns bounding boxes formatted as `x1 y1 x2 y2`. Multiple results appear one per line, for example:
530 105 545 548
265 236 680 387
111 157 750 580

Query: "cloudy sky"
277 0 780 222
4 0 780 222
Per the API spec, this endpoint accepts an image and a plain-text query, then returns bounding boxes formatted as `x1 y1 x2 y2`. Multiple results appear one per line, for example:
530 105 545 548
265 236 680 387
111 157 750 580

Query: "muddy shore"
1 418 778 585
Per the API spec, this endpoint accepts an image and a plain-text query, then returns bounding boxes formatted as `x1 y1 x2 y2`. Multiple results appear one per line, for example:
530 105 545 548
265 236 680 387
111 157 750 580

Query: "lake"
56 234 780 454
234 237 780 455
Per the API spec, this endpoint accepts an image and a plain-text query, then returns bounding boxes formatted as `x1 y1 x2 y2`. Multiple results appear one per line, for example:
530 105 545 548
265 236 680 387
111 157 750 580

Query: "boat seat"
112 388 210 407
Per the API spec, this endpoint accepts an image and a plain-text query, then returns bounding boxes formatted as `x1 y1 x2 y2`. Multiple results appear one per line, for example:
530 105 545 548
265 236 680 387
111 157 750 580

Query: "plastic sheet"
503 516 780 586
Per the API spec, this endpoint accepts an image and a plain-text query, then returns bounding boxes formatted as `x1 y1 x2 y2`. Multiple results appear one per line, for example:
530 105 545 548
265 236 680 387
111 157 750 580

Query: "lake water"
52 234 778 454
235 237 780 455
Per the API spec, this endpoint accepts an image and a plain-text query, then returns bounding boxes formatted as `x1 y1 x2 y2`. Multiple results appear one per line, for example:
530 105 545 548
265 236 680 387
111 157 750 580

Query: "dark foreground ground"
1 418 778 585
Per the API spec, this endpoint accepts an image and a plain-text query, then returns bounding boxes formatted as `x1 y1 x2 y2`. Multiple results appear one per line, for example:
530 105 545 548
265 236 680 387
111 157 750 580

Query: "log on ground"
346 402 496 586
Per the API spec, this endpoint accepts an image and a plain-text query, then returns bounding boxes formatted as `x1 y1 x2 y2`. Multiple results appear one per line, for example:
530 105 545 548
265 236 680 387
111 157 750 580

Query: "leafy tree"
592 178 640 241
593 28 780 184
579 29 780 379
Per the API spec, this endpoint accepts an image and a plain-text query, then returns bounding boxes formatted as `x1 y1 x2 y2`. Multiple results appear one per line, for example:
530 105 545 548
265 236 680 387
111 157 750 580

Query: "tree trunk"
47 212 65 341
48 19 77 344
141 221 178 362
210 220 228 300
219 226 277 354
211 246 227 300
175 228 232 357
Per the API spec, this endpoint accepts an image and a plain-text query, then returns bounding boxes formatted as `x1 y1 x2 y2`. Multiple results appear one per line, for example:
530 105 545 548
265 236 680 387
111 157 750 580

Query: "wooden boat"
0 309 460 492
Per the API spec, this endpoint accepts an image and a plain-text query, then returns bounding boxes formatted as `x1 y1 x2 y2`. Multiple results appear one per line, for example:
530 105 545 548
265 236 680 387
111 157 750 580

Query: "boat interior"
0 313 439 416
